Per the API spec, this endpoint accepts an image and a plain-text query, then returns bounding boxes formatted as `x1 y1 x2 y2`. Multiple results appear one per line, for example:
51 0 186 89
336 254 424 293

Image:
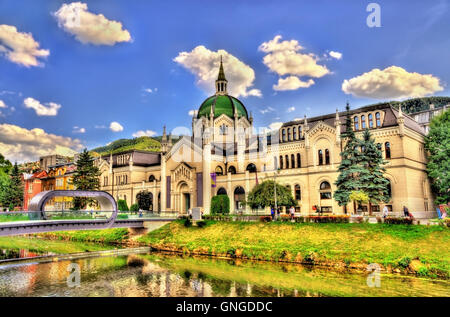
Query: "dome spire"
215 55 228 95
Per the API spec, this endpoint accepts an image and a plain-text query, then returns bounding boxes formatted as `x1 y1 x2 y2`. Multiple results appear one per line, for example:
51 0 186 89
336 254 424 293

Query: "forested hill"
368 96 450 114
90 136 161 156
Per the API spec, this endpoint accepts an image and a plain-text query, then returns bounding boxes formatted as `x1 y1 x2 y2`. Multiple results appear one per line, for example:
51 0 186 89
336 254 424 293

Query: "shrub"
117 214 128 219
309 215 350 223
384 217 413 225
211 195 230 215
130 204 139 212
397 256 411 269
353 216 364 223
280 214 291 222
118 199 129 212
196 220 207 228
184 217 192 227
136 190 152 211
259 216 272 223
294 216 305 223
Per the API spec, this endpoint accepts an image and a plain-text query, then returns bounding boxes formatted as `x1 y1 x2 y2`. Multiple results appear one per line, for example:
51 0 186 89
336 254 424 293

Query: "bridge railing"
0 210 116 222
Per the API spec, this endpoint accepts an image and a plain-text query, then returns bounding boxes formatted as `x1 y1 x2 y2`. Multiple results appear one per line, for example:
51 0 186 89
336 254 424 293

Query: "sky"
0 0 449 162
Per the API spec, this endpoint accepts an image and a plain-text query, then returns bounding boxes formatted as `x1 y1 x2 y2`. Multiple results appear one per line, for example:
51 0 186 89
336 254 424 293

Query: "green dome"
197 95 248 120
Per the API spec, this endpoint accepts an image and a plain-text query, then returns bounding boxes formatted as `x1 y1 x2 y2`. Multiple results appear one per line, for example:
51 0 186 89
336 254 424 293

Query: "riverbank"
138 220 449 279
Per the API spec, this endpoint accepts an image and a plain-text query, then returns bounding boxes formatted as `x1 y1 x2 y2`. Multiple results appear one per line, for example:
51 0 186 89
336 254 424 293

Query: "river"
0 242 448 297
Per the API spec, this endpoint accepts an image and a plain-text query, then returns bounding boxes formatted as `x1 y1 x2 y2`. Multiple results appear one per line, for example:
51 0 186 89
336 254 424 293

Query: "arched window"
234 186 245 210
297 153 301 168
368 113 374 128
285 155 289 169
354 116 359 130
319 181 332 200
293 127 297 140
295 184 301 200
291 154 295 169
361 115 366 129
376 112 381 127
149 175 156 182
385 142 391 159
279 156 284 169
215 166 223 176
288 128 291 141
228 166 236 174
282 129 286 142
325 149 330 165
318 150 323 165
246 163 257 173
298 126 302 139
217 187 227 195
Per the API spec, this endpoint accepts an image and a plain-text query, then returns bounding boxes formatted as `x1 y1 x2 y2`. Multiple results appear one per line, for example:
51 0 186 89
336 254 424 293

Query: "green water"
0 246 448 297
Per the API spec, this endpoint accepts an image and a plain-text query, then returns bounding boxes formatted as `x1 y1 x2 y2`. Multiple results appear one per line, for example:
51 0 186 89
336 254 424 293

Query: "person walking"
403 206 409 217
289 206 295 220
271 207 275 221
382 205 389 219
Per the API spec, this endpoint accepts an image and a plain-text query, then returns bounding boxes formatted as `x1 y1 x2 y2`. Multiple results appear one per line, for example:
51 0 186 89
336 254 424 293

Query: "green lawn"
139 220 450 279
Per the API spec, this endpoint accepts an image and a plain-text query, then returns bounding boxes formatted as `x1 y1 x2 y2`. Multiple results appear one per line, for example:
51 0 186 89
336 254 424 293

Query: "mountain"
366 96 450 114
91 136 161 156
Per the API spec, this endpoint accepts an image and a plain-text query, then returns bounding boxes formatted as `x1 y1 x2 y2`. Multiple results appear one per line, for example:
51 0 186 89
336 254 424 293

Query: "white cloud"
259 35 330 79
268 122 283 131
132 130 156 137
109 121 123 132
143 87 157 94
53 2 131 46
329 51 343 60
0 123 83 162
342 66 444 99
0 100 7 108
260 106 275 114
287 106 295 113
24 97 61 116
0 24 49 67
174 45 262 98
73 126 86 133
188 109 198 116
273 76 315 91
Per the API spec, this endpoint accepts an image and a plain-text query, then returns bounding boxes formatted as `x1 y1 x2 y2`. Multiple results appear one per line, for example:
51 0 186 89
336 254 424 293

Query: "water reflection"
0 252 448 297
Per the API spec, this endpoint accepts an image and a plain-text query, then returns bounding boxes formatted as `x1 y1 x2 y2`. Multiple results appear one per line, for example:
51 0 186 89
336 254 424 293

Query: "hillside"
368 96 450 114
91 136 161 156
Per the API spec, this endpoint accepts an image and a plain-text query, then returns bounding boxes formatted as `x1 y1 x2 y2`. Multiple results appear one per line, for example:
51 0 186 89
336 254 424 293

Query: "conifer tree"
334 104 366 213
4 163 24 210
71 149 101 210
358 129 391 214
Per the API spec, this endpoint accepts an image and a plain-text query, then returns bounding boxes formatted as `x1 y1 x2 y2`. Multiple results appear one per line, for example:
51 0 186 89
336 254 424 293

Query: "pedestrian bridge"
0 190 177 237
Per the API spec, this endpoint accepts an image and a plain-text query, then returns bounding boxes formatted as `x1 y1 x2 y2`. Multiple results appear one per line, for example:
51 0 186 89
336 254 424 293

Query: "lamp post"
273 167 280 219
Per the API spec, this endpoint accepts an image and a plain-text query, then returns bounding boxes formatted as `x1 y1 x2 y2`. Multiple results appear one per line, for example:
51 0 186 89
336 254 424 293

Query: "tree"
3 163 24 210
334 104 367 212
349 191 369 212
246 180 296 209
118 199 129 211
136 191 152 211
211 195 230 215
0 154 12 208
71 149 101 210
358 129 391 214
425 109 450 205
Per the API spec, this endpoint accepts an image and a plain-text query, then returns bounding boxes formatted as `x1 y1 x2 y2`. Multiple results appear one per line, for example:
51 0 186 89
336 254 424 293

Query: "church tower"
215 56 228 95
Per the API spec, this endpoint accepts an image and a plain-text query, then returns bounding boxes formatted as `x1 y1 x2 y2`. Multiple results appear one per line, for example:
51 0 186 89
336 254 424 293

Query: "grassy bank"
138 220 450 279
36 228 129 244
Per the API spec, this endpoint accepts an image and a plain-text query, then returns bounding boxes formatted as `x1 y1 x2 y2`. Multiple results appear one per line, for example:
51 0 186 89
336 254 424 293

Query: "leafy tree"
334 104 366 212
136 190 152 211
211 195 230 215
358 129 391 214
71 149 101 210
0 153 12 174
425 109 450 204
130 203 139 212
3 163 24 209
246 180 296 209
349 191 369 211
118 199 129 211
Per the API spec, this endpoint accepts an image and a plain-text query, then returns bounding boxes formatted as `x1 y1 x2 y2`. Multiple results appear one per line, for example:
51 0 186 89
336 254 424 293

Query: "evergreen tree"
3 163 24 210
425 109 450 204
0 154 12 208
136 190 152 211
71 149 101 210
358 129 391 214
334 104 366 212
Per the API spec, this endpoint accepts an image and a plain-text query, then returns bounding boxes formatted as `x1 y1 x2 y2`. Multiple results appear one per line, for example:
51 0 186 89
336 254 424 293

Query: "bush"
211 195 230 215
184 217 192 227
309 215 350 223
384 217 413 225
259 216 272 223
196 220 207 228
353 216 364 223
130 204 139 212
117 214 128 219
294 216 305 223
280 214 291 222
136 190 152 211
118 199 129 211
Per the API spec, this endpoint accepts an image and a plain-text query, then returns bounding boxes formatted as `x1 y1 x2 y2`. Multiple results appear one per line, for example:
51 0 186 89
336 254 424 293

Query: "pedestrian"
382 205 389 219
403 206 409 217
270 207 275 220
289 206 295 220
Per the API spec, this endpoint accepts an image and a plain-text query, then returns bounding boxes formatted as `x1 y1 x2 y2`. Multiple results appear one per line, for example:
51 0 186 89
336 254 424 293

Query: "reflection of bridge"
0 190 177 237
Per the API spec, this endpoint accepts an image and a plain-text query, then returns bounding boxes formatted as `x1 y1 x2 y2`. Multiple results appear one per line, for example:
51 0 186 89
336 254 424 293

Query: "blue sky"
0 0 449 162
